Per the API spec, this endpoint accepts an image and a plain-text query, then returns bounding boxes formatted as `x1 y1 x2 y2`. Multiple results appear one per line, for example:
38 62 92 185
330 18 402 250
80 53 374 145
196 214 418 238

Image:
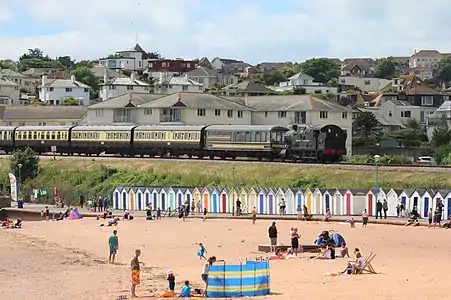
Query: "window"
421 96 433 106
143 108 152 115
444 95 449 101
342 112 347 119
110 85 116 90
364 80 370 85
303 79 309 85
197 109 206 116
389 111 392 117
182 86 188 91
215 109 221 116
278 111 286 118
84 88 89 93
127 86 134 90
264 112 268 118
65 88 72 92
237 111 243 118
320 111 328 119
401 111 411 118
49 87 54 91
227 110 233 118
95 109 104 117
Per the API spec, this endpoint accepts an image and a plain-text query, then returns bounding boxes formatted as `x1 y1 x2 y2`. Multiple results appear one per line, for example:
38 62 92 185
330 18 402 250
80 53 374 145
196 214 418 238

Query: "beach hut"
386 189 402 217
166 187 175 211
304 188 313 214
266 188 276 215
129 187 137 210
275 188 285 214
331 189 343 215
341 189 352 215
377 188 387 202
228 188 237 211
443 191 451 219
284 188 295 214
257 188 267 214
409 189 422 212
185 188 193 208
248 188 257 213
135 187 145 210
113 187 122 209
292 189 303 211
143 187 151 207
313 189 323 215
350 189 367 215
420 190 433 218
192 187 201 212
218 187 228 213
209 187 219 213
176 188 185 209
323 189 333 214
239 188 248 212
365 189 375 216
398 189 410 208
160 187 168 211
202 187 211 212
150 187 160 210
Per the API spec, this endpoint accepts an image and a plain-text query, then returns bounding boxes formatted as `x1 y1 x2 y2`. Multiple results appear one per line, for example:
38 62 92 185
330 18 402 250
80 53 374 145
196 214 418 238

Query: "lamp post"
106 165 110 209
17 163 23 202
374 155 380 213
232 167 235 216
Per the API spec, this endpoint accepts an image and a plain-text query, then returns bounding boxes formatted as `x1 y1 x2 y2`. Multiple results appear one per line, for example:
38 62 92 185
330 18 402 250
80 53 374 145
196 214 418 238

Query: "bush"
10 148 40 183
345 155 412 165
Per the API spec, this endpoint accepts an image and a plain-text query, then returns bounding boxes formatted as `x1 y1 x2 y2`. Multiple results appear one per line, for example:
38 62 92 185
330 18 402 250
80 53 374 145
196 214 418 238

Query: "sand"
0 217 449 300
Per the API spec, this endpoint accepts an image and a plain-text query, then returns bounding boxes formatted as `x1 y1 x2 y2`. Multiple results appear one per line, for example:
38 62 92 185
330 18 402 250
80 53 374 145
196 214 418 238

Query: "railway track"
0 153 448 173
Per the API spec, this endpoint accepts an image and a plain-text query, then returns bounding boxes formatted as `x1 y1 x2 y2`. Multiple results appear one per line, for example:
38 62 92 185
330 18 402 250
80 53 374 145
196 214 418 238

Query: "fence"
206 259 270 298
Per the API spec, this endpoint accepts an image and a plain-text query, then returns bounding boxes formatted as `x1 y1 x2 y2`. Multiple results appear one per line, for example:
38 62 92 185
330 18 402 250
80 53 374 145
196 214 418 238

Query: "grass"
0 158 450 204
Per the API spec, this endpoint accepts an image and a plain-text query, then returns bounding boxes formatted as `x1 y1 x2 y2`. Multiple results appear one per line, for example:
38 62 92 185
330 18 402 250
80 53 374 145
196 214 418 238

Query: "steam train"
0 124 347 162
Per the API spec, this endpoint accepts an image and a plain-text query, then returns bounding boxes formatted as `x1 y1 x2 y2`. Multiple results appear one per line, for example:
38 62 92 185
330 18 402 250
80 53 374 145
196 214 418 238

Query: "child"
180 280 192 298
340 242 349 258
157 207 161 220
167 269 175 292
203 208 207 222
45 206 50 221
40 210 44 221
428 208 433 228
198 243 207 260
348 218 356 228
252 207 257 224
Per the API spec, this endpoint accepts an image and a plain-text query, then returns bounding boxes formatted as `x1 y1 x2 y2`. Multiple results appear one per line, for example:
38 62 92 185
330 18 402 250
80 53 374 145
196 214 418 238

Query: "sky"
0 0 450 64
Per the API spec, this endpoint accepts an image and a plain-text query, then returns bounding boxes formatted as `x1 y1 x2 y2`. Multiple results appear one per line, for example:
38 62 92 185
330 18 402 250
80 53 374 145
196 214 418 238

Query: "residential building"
221 80 276 96
91 65 126 79
409 50 442 69
0 106 86 126
409 67 434 80
0 69 36 92
22 68 59 78
39 75 91 106
154 74 203 94
426 101 451 139
275 72 338 94
146 58 198 77
198 57 213 69
86 92 252 125
338 76 391 92
222 62 254 75
99 43 149 71
256 62 293 73
358 106 404 133
368 98 435 125
211 58 244 70
236 95 354 153
340 58 375 76
0 77 20 105
99 72 151 101
186 66 238 89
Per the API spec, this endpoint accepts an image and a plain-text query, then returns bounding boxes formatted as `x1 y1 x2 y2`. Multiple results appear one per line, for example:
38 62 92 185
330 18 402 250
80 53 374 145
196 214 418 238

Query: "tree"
107 53 122 59
75 60 95 68
436 56 451 88
352 111 383 145
31 100 46 106
0 59 17 70
299 58 340 84
148 52 161 59
386 119 428 147
61 97 80 106
57 56 76 69
17 48 64 72
261 70 287 85
10 148 40 184
19 48 44 60
374 57 397 79
72 67 100 99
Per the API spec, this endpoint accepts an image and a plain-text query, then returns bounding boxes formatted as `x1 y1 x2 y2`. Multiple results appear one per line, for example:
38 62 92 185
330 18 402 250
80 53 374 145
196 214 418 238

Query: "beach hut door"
153 193 158 210
137 193 142 210
259 194 264 214
448 198 451 219
178 193 182 208
268 195 274 214
221 194 227 213
114 191 119 209
325 194 330 211
161 193 166 210
423 197 429 218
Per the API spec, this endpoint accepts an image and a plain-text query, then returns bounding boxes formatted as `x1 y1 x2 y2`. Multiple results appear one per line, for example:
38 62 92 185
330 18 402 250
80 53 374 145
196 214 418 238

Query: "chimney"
70 74 75 83
42 75 47 87
103 72 108 84
130 72 135 82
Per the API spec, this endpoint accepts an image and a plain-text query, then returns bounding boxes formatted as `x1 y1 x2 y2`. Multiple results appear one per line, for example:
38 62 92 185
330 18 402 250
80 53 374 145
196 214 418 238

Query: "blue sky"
0 0 450 63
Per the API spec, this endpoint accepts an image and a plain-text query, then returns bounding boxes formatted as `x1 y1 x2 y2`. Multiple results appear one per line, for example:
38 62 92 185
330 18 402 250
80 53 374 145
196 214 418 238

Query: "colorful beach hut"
331 189 342 215
134 187 145 210
185 188 193 208
176 188 185 209
304 188 313 214
193 187 201 212
257 188 267 214
239 188 248 212
266 188 276 215
365 189 375 216
202 187 210 212
386 189 401 217
113 187 122 209
160 187 168 211
219 187 229 213
210 187 220 213
143 187 151 207
151 187 161 210
420 190 433 218
248 188 257 213
350 189 366 215
293 188 304 211
313 188 323 215
284 188 295 214
323 189 333 214
444 191 451 219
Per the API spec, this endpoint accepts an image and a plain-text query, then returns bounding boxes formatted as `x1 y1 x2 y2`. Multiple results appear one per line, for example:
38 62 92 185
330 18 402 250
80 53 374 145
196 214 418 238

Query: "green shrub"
345 155 411 165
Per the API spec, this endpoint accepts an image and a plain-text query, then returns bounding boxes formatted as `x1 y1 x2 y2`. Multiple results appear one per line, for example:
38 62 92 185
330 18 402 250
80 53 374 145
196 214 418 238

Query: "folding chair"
358 252 377 274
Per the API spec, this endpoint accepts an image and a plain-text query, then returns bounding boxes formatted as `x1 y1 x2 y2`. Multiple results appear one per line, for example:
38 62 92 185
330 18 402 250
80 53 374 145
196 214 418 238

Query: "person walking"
98 196 104 212
79 193 85 208
375 200 382 219
108 230 119 264
268 221 278 252
131 249 144 298
382 199 388 219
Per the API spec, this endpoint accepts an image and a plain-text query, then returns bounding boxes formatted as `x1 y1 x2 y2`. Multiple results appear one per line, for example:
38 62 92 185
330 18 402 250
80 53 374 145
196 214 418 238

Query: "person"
396 202 401 218
296 204 302 221
93 199 98 212
251 207 257 224
157 207 162 220
382 199 388 219
328 244 336 260
181 280 192 298
45 206 50 221
375 200 382 219
279 198 286 215
109 230 119 264
268 222 278 252
302 205 311 221
236 198 241 216
191 200 196 214
146 205 153 220
79 193 85 208
131 249 144 298
201 256 217 296
351 252 365 274
98 196 104 212
203 208 207 222
348 218 356 228
428 208 433 228
323 209 332 222
198 243 207 260
290 228 300 256
124 210 130 220
340 242 349 258
103 196 109 211
433 209 442 227
310 244 330 260
167 269 175 292
362 209 368 227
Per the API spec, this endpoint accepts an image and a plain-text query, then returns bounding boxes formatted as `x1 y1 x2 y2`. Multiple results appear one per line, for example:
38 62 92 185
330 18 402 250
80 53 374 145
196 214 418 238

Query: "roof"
88 93 165 109
43 78 91 89
102 77 150 86
213 57 244 64
117 43 146 53
16 125 73 131
0 69 27 78
223 80 275 94
91 65 126 79
288 72 314 80
0 77 18 86
1 106 87 120
72 125 135 131
257 62 293 69
186 67 218 77
135 125 205 131
412 50 441 57
139 92 253 110
359 108 404 127
167 76 202 86
398 75 440 95
206 125 288 131
339 76 391 91
242 95 353 112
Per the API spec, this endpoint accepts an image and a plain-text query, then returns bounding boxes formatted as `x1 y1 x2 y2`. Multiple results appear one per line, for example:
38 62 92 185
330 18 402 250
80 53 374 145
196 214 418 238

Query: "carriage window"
245 132 251 142
33 132 37 139
56 132 61 140
45 132 50 139
174 132 178 139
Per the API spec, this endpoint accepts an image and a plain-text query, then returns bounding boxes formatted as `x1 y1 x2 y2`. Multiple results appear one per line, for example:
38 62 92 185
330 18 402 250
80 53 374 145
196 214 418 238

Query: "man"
236 197 241 216
79 193 85 208
98 196 104 212
279 198 286 215
375 200 382 219
382 199 388 219
268 222 278 252
131 249 144 298
108 230 119 264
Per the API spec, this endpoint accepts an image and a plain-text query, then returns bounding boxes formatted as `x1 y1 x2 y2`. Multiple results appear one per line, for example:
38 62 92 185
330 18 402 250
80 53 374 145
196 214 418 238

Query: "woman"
351 252 365 274
362 209 369 227
290 228 300 256
201 256 217 296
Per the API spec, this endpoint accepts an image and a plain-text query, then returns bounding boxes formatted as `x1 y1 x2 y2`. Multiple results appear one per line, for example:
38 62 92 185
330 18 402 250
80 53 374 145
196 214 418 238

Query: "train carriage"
132 125 206 158
14 126 72 154
70 125 136 156
204 125 289 160
0 126 16 153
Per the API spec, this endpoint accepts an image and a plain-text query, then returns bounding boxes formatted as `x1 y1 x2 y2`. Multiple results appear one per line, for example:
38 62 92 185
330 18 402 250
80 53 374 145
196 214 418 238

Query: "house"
238 94 354 153
340 58 375 76
223 62 255 75
0 106 86 126
409 50 442 69
99 72 151 101
409 67 434 80
154 74 203 94
276 72 338 94
86 92 252 125
145 58 198 79
211 58 244 70
39 75 91 106
90 65 126 79
338 76 391 93
198 57 213 69
426 101 451 139
22 68 59 78
256 62 293 73
358 106 405 134
0 77 20 105
186 67 238 89
221 80 276 96
0 69 36 92
99 43 150 71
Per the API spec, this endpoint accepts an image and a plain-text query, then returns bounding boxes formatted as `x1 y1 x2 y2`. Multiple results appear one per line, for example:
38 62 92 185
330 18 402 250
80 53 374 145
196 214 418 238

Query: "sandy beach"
0 216 450 300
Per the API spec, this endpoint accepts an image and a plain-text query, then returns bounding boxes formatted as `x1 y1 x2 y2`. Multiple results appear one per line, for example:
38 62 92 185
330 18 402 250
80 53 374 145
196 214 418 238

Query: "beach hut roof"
337 188 348 195
350 188 367 194
326 188 337 194
415 189 426 196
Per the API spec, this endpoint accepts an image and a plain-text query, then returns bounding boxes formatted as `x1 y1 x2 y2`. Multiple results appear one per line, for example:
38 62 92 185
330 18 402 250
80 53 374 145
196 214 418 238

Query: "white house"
0 77 20 105
99 43 148 71
154 73 203 94
275 72 337 94
99 72 151 101
39 75 91 106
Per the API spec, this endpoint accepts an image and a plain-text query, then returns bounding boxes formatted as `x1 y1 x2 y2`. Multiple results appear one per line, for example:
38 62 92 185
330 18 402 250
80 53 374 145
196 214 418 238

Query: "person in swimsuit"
198 243 207 260
290 228 300 256
108 230 119 264
201 256 217 296
131 249 144 298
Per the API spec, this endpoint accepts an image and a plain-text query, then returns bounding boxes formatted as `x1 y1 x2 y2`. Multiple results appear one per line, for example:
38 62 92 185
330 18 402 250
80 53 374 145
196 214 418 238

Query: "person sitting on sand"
14 219 22 228
302 205 312 221
100 217 120 227
311 244 330 259
123 210 130 220
323 209 332 222
340 242 349 258
442 216 451 229
180 280 192 298
1 218 12 228
347 218 356 228
328 244 335 259
404 212 419 226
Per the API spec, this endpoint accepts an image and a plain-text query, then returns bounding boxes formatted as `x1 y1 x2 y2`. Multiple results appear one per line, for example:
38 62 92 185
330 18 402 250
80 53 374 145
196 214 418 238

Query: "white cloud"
1 0 451 63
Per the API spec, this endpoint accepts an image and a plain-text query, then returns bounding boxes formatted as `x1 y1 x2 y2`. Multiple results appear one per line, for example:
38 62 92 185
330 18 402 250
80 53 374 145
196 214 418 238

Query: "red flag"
54 186 62 207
